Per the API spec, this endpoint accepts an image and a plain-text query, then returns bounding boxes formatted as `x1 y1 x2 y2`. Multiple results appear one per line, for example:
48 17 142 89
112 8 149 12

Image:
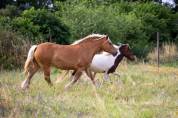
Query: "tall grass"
147 43 178 63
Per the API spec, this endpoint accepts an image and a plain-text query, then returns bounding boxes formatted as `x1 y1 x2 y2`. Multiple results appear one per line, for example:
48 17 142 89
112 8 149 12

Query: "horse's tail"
24 45 38 75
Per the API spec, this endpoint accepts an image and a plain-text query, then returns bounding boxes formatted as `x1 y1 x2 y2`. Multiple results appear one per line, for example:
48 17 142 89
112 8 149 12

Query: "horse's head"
101 35 117 56
119 44 135 61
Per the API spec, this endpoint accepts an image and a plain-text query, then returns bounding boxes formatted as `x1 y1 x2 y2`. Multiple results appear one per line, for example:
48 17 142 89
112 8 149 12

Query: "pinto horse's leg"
21 65 39 90
104 72 110 81
43 66 52 86
64 70 82 89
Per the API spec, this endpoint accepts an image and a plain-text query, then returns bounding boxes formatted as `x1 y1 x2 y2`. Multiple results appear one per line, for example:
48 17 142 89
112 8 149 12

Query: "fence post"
157 32 160 71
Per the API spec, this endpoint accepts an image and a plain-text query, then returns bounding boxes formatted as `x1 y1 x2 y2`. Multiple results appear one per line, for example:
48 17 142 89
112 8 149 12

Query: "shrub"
0 29 30 70
12 17 42 42
58 1 151 56
20 8 71 44
0 16 11 29
57 1 178 57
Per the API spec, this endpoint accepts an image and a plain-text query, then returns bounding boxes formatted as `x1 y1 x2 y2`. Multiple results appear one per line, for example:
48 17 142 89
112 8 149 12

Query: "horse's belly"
52 57 87 70
90 56 114 73
53 62 77 70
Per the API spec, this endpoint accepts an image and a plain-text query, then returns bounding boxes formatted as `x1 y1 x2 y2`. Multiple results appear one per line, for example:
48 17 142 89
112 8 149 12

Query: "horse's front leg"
104 71 110 81
85 68 96 85
64 70 82 89
43 66 53 86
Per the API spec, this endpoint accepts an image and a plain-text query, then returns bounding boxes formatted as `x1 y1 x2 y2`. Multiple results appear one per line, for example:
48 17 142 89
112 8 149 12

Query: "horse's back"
38 42 62 49
34 43 61 66
36 42 60 55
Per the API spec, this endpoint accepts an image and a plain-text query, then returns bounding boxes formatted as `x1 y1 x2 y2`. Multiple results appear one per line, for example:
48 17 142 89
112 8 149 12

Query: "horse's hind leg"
21 65 39 89
64 70 82 89
55 70 69 83
43 66 52 86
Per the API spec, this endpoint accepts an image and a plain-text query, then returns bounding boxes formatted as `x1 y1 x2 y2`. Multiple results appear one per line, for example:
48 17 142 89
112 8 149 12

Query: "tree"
173 0 178 12
12 8 71 43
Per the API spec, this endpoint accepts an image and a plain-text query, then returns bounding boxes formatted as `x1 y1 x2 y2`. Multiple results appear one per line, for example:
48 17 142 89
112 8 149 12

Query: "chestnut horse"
21 34 117 89
56 44 135 82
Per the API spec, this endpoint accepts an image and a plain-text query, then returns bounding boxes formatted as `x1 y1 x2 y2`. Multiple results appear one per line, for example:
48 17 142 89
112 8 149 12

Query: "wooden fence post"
157 32 160 71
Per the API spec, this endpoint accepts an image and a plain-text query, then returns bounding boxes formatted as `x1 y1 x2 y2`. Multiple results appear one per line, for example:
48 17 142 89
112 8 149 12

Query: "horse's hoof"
21 82 29 90
64 84 69 89
21 85 29 90
94 81 101 88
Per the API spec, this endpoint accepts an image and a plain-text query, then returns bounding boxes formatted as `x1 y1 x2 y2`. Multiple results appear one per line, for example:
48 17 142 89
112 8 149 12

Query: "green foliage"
0 1 178 69
58 1 151 56
12 17 41 42
0 16 11 29
132 2 174 42
57 1 178 57
12 8 71 43
0 5 20 17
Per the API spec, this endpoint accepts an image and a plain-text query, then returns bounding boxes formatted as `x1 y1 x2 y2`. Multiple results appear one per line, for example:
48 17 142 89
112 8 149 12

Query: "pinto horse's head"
119 44 135 61
100 35 117 56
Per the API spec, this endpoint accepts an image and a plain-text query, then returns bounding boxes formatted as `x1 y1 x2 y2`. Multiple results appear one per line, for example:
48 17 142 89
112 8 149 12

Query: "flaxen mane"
72 34 108 45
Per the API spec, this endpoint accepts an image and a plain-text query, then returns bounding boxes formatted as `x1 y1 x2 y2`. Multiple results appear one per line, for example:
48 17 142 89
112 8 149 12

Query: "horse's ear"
121 44 129 50
113 44 120 49
123 43 129 46
106 35 109 40
124 44 130 49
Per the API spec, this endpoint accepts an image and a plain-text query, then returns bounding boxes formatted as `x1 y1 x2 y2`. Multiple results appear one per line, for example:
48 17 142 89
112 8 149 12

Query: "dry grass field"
0 63 178 118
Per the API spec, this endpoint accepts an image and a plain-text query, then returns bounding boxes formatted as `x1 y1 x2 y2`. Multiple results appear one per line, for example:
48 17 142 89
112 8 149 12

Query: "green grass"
162 61 178 68
0 63 178 118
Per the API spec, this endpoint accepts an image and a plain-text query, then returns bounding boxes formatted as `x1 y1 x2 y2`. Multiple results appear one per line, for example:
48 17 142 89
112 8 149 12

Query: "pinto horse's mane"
99 44 131 56
72 34 110 45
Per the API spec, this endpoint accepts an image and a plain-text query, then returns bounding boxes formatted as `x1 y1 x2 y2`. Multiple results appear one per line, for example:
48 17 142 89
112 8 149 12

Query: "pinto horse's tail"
24 45 38 75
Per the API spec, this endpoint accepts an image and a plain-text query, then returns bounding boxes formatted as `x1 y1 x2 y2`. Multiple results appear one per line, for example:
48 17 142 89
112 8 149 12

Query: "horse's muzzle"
112 51 118 56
